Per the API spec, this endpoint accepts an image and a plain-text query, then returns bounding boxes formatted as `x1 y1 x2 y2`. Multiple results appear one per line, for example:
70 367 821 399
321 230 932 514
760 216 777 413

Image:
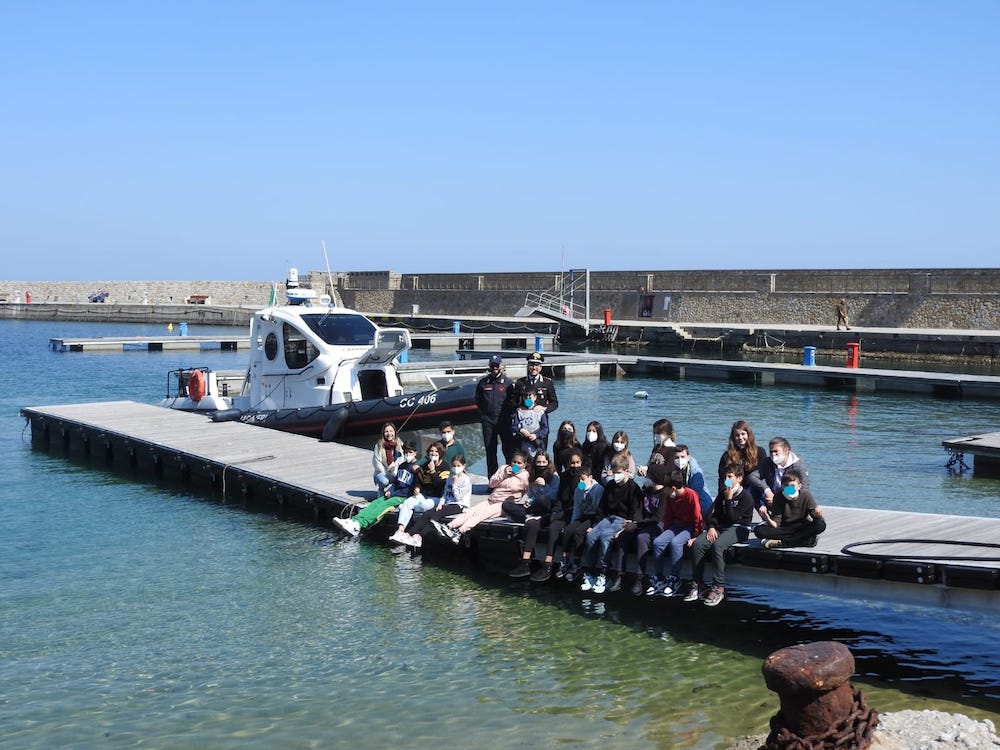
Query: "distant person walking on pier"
836 299 851 330
475 354 514 476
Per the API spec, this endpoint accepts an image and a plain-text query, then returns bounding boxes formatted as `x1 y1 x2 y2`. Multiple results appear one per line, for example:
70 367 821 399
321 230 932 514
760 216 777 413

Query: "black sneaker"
630 577 645 596
530 562 552 582
607 574 622 593
508 559 531 578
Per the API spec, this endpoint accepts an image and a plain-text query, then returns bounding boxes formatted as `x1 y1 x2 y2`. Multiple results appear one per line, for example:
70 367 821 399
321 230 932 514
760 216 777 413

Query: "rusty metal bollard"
761 641 879 750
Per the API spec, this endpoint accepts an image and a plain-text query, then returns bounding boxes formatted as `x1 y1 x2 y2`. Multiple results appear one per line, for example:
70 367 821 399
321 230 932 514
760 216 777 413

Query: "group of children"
335 412 826 608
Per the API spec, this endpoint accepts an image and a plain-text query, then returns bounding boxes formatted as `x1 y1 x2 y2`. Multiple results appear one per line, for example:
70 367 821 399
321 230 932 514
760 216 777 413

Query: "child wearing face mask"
334 441 422 537
437 420 466 465
403 454 474 548
579 453 643 594
511 385 549 459
647 471 704 597
433 452 530 542
685 462 755 607
652 444 713 518
580 421 609 478
753 469 825 550
555 466 604 582
601 430 636 485
636 418 677 490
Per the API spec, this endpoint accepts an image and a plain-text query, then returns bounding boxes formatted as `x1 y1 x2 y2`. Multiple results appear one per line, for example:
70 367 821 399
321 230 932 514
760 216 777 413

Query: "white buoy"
633 390 649 399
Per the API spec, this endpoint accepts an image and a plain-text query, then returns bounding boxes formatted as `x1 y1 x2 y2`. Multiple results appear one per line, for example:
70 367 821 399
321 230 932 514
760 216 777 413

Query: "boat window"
283 323 319 370
300 313 376 346
264 332 279 361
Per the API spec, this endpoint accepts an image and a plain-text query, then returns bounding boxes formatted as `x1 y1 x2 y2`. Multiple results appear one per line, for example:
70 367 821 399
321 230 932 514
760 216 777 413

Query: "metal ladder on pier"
516 269 591 334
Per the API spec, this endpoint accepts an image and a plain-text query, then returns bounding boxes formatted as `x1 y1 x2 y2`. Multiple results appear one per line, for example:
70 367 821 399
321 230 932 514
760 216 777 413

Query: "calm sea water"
3 319 1000 750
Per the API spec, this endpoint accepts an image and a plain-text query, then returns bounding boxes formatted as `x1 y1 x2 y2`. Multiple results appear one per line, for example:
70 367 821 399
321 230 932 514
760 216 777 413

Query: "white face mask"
586 430 598 443
442 433 454 443
612 442 626 452
653 434 665 446
452 465 465 475
404 453 417 463
613 472 626 484
674 456 689 469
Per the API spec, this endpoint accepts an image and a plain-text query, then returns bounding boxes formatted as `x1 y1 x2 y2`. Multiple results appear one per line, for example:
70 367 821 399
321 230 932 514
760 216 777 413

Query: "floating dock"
623 356 1000 399
20 401 1000 613
942 431 1000 476
47 332 556 354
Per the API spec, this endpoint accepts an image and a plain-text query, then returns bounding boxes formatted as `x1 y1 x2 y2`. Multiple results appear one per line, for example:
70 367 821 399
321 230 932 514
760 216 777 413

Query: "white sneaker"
409 533 422 548
333 517 360 537
592 574 607 594
580 574 594 592
388 530 408 544
661 577 679 597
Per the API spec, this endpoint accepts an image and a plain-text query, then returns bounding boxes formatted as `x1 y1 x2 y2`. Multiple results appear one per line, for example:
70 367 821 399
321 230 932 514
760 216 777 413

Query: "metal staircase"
516 269 591 334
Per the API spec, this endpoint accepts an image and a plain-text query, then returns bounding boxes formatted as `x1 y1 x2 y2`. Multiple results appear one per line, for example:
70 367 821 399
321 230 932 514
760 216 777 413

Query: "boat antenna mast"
322 240 337 307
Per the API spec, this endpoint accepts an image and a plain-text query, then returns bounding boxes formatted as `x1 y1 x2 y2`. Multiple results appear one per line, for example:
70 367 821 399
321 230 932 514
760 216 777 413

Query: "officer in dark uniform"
475 354 514 476
509 351 558 450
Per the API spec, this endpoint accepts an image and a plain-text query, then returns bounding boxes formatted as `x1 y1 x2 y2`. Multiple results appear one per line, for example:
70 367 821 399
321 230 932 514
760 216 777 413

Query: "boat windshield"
299 313 377 346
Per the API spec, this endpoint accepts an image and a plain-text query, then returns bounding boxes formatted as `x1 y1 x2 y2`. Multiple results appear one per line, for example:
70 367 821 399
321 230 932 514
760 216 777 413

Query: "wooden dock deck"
20 401 1000 613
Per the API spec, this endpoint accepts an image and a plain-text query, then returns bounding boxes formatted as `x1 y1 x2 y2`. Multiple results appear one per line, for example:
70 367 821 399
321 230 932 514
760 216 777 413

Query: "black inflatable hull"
209 382 478 440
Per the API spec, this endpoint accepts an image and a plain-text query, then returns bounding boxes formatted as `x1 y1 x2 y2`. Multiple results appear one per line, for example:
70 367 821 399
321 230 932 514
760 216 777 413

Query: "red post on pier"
603 309 612 326
846 342 860 368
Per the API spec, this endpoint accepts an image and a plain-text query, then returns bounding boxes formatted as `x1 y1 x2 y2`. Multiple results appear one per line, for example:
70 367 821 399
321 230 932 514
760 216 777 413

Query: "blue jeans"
651 524 694 581
396 495 436 529
582 516 626 572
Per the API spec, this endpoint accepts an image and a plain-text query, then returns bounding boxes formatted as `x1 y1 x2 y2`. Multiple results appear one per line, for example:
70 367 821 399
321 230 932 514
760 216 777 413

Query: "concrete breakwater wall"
3 268 1000 330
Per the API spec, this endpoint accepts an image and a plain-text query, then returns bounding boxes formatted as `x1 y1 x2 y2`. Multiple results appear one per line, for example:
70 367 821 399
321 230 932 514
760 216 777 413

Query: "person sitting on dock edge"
754 469 825 549
647 470 704 597
334 441 422 537
555 465 604 582
579 453 643 594
505 451 560 578
509 448 583 582
400 453 473 548
685 462 755 607
432 452 530 543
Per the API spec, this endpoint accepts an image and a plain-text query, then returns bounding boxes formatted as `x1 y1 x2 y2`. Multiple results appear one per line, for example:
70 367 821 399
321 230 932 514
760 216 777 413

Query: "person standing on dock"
509 352 559 450
475 354 514 476
836 299 851 330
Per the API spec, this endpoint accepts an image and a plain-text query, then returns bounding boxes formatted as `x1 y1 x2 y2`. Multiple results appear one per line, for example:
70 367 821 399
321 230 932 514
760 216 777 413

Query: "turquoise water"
3 319 1000 749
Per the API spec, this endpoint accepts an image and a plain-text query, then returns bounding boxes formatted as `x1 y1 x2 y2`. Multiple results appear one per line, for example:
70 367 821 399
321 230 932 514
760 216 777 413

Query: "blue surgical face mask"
524 398 534 407
724 478 734 488
782 485 798 497
511 464 521 474
577 480 587 491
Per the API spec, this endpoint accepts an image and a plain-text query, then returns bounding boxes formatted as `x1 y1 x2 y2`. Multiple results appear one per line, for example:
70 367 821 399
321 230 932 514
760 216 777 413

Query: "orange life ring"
188 369 207 402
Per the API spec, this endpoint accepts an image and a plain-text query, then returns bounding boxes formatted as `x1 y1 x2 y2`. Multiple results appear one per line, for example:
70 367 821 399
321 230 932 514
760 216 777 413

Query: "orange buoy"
188 369 207 402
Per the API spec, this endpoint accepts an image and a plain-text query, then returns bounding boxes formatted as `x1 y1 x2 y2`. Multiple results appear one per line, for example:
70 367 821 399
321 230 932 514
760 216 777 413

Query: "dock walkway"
20 401 1000 613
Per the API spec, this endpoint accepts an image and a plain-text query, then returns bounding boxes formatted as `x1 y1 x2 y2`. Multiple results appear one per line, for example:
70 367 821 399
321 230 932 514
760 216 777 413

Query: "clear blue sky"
3 1 998 281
